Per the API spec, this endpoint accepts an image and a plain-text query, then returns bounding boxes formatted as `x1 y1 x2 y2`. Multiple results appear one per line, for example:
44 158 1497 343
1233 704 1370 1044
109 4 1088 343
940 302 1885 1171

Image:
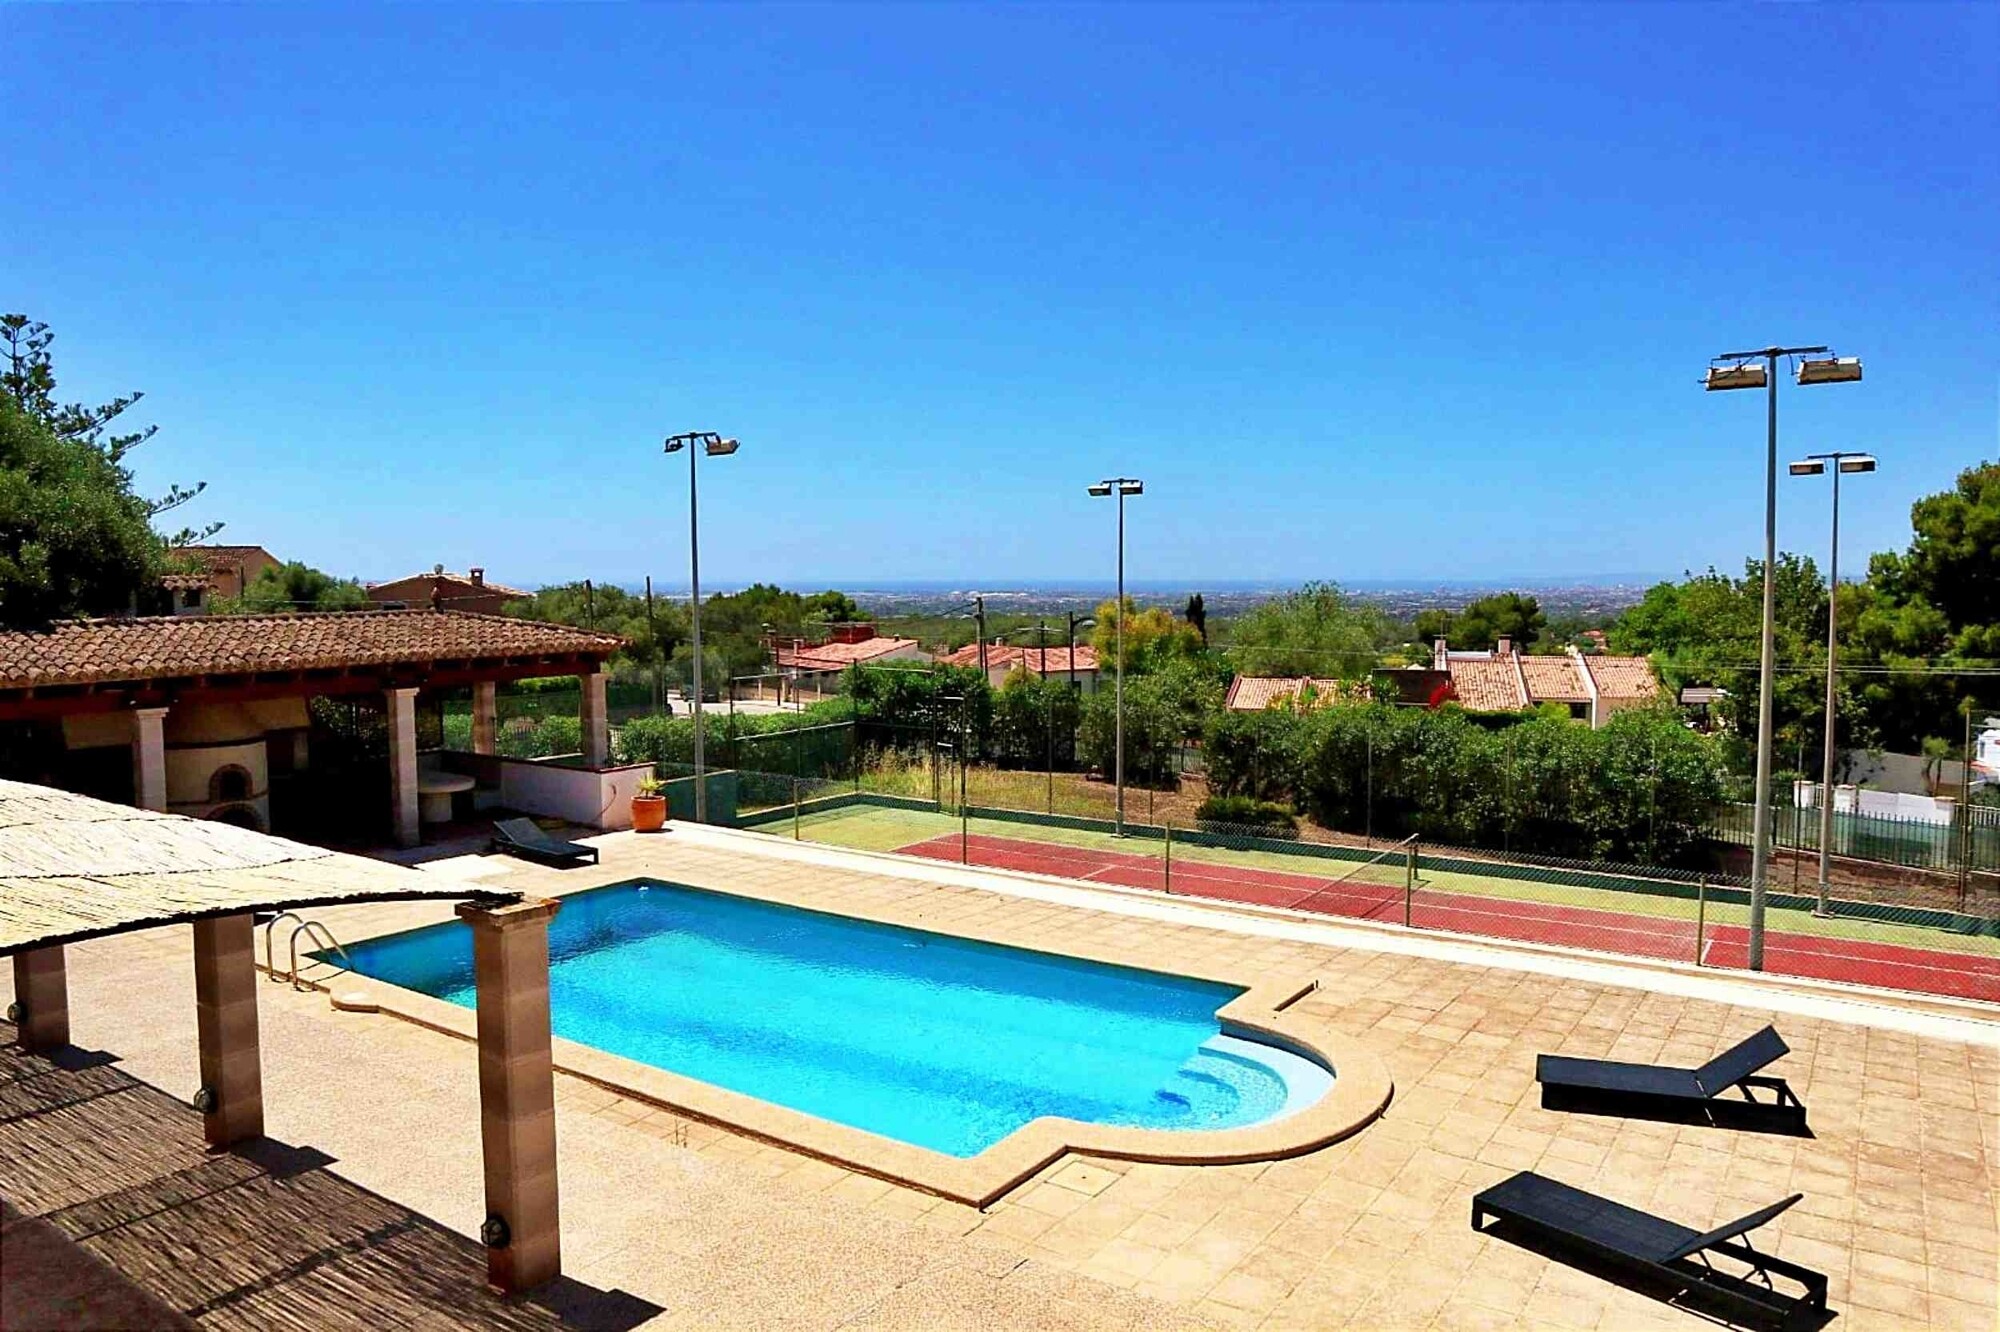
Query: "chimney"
1497 636 1513 657
470 567 485 587
1433 637 1449 671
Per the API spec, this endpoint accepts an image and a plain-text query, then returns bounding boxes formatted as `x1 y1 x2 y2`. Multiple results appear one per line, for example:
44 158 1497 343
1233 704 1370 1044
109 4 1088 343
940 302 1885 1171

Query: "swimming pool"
336 880 1332 1157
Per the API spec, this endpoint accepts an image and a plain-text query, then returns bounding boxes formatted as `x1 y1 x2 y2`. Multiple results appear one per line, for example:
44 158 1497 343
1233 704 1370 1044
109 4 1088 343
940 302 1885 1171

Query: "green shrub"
1201 699 1724 865
1195 795 1298 834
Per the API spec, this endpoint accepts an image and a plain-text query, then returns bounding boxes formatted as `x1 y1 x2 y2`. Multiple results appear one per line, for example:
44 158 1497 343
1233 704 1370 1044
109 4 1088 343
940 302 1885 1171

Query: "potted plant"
632 775 669 833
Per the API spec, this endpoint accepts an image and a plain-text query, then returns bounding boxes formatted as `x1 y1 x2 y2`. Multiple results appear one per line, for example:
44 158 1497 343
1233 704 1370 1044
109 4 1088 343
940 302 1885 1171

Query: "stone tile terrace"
3 828 1995 1330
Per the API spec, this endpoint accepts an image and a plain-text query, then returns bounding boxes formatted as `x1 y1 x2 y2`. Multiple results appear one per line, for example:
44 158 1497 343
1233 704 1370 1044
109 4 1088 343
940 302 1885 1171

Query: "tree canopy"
1225 581 1389 678
1416 591 1548 651
1091 597 1205 674
217 560 370 614
1 315 217 547
0 394 161 627
1609 462 2000 759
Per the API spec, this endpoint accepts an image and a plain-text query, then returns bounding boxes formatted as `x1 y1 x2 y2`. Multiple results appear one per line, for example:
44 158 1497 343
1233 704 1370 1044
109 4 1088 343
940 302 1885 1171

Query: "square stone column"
10 946 70 1052
191 914 263 1148
578 669 608 767
132 706 169 811
386 686 421 848
471 681 499 755
458 897 563 1293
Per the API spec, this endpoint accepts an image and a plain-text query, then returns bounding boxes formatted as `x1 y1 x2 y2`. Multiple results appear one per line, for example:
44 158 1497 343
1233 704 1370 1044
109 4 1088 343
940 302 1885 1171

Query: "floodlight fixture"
1797 356 1863 386
1706 362 1768 391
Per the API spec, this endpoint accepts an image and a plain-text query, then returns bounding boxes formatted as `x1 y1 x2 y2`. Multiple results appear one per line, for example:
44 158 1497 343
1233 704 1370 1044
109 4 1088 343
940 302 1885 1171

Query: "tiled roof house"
367 566 532 616
939 643 1101 689
1224 676 1372 711
1422 637 1660 727
773 624 926 678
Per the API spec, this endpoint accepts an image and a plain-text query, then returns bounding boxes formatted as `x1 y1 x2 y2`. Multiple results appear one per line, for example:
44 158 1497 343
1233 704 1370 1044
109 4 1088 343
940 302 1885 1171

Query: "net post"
1164 822 1173 895
1404 837 1417 928
1695 874 1708 964
793 775 801 840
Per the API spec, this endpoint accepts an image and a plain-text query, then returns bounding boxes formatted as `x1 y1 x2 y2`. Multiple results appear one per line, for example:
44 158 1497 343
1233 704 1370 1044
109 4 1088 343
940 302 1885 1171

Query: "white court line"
615 823 2000 1049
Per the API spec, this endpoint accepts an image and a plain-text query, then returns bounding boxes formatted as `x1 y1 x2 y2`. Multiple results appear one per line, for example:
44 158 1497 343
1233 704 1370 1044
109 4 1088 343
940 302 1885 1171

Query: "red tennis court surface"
896 832 2000 1004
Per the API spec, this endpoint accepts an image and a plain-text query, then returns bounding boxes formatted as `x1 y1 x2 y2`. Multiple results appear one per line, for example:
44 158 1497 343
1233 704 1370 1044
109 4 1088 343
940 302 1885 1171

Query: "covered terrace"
0 780 568 1296
0 610 630 849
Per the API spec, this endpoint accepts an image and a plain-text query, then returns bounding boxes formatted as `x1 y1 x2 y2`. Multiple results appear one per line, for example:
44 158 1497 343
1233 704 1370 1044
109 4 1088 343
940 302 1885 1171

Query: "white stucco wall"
497 758 653 831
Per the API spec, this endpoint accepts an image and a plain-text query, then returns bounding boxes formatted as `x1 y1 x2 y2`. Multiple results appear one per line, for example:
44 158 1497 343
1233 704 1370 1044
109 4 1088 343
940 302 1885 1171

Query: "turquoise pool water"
336 880 1326 1157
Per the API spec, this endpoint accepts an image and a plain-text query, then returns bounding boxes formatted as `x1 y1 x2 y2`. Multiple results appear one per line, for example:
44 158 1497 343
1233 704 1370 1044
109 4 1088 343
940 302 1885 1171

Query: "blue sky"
7 3 1995 591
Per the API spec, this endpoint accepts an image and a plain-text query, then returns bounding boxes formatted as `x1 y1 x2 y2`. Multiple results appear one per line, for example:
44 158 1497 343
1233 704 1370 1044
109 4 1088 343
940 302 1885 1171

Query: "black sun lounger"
490 818 600 867
1537 1025 1806 1132
1473 1171 1829 1330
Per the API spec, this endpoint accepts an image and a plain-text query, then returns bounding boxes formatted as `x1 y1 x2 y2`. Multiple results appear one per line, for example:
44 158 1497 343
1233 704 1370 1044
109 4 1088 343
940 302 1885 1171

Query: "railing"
1708 800 2000 874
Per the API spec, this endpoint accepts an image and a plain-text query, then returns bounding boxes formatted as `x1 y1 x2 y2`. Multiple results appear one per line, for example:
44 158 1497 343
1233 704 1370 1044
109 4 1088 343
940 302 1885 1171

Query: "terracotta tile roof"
1225 676 1370 711
1444 657 1527 711
158 573 213 591
775 636 920 671
1584 654 1662 701
1518 655 1590 704
0 611 624 690
179 545 276 569
367 571 532 599
939 644 1100 675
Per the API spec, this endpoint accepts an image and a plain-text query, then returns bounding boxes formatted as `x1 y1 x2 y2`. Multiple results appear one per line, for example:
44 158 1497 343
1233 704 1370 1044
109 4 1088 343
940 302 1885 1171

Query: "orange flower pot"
631 793 668 833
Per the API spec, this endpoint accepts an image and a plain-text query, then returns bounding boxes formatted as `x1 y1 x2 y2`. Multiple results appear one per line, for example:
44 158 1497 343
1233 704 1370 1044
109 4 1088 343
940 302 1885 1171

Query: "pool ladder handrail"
261 912 354 991
262 912 306 979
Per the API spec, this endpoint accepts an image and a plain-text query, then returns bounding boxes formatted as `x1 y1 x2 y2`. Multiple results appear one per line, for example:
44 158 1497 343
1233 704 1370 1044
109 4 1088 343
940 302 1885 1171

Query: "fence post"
1695 875 1707 965
793 775 801 840
1164 822 1172 895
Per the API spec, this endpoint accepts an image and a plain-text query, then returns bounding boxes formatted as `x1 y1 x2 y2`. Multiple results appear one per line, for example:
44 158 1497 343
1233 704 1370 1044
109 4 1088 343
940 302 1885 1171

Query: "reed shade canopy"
0 780 508 955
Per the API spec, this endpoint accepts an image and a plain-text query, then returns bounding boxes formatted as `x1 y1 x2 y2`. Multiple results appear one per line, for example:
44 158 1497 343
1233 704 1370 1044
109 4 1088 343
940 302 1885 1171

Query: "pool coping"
320 857 1395 1208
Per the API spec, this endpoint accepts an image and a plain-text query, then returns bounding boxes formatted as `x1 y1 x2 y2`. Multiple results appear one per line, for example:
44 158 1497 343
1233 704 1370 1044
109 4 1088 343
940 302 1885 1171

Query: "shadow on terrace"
0 1039 660 1332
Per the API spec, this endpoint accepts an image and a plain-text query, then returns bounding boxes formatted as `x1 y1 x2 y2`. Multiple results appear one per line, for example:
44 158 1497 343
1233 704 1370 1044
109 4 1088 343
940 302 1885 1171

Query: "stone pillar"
459 897 563 1293
578 668 608 768
132 706 169 811
10 946 71 1052
471 681 499 756
191 914 263 1148
386 686 420 849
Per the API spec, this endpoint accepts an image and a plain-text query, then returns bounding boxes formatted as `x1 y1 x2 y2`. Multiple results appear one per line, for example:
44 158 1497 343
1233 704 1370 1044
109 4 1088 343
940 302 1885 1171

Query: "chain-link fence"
714 778 1997 1004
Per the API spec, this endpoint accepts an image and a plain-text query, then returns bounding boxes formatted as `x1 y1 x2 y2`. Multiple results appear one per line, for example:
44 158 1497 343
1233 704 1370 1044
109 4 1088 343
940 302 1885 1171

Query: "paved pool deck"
3 823 1996 1330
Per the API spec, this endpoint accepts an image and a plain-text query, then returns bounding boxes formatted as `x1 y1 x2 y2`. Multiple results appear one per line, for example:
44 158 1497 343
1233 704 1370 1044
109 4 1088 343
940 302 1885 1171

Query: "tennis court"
776 802 1999 1003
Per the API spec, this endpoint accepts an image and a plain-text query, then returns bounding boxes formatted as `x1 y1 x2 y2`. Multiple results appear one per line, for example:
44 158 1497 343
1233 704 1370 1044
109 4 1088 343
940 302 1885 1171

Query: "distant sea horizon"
575 574 1675 598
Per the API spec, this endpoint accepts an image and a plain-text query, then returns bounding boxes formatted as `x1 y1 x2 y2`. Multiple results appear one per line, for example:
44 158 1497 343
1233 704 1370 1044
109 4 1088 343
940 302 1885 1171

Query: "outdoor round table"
417 771 476 824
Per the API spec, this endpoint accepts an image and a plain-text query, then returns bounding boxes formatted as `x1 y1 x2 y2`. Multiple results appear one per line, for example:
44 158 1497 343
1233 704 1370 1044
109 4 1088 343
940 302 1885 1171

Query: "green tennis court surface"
772 802 1999 1003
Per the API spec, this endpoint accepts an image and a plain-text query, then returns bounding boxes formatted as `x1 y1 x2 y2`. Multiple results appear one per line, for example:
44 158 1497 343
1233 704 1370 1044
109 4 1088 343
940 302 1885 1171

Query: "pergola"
0 780 565 1293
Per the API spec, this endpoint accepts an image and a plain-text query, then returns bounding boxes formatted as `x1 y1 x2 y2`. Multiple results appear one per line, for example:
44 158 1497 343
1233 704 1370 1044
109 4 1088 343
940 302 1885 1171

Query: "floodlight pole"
1797 451 1875 916
665 430 739 822
1708 345 1854 970
1090 478 1143 836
